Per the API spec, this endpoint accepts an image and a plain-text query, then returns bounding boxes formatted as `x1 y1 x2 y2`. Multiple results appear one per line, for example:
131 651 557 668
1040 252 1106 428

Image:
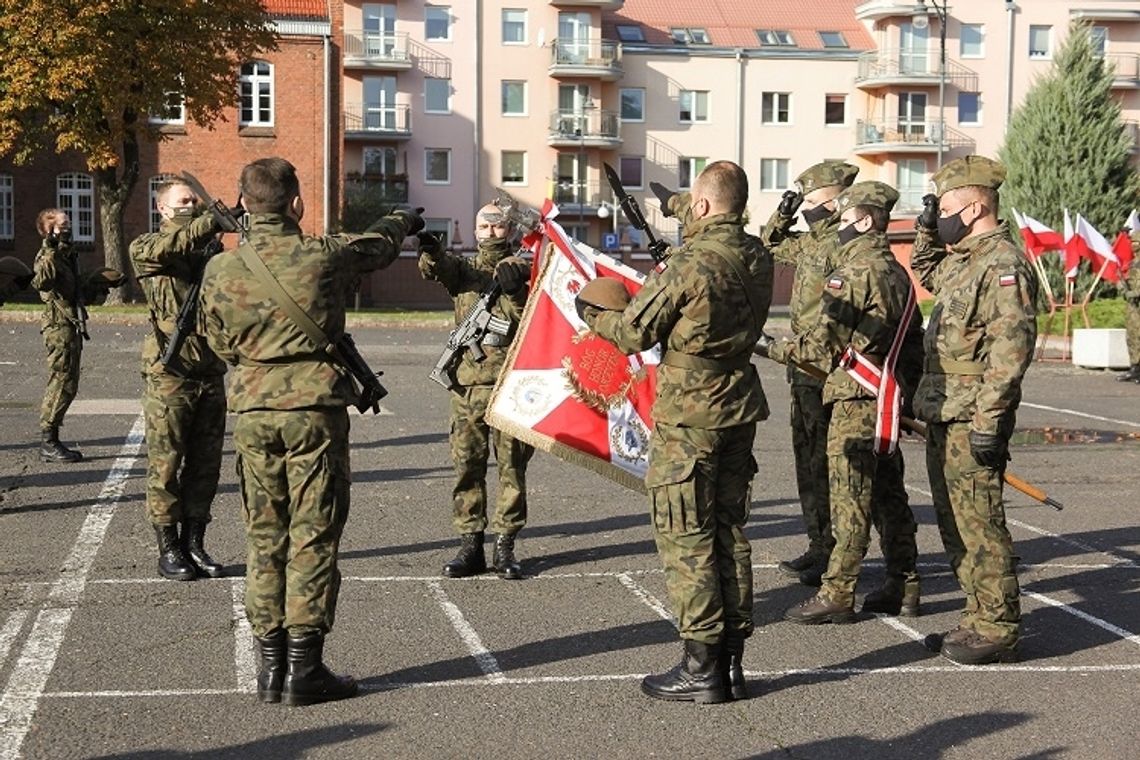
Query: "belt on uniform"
924 356 986 375
481 332 513 347
235 352 330 367
661 349 752 373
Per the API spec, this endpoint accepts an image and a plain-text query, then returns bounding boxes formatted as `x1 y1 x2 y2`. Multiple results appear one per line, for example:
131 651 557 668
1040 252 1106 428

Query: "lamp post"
914 0 948 168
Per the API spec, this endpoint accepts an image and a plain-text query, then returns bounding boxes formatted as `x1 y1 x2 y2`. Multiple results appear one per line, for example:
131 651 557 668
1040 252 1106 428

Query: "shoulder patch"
826 276 844 290
998 272 1017 287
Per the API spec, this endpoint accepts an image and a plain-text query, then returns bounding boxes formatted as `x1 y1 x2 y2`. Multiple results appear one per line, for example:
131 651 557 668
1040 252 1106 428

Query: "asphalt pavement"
1 315 1139 759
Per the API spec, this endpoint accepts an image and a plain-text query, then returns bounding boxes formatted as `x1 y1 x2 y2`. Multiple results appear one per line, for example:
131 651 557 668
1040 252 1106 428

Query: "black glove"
754 332 774 358
495 257 531 295
917 193 939 231
650 181 677 218
45 231 60 249
777 190 803 218
968 430 1009 469
417 230 444 258
394 206 426 236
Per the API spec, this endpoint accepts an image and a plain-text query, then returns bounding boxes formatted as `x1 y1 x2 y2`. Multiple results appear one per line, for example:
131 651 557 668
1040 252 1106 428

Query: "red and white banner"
1010 207 1063 258
1062 209 1087 280
486 206 659 492
1076 214 1122 283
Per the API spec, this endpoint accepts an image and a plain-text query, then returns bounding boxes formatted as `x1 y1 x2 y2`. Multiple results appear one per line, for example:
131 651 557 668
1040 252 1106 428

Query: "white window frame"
501 151 527 186
362 146 397 176
819 31 847 49
425 5 452 42
757 29 794 47
761 92 792 125
620 88 645 122
896 158 928 211
618 156 643 189
148 174 179 233
424 77 451 114
958 92 982 126
148 91 185 125
0 174 12 240
1091 26 1108 58
689 28 710 45
424 218 451 250
679 90 709 123
56 173 95 243
501 80 527 117
424 148 451 185
502 8 526 45
759 159 789 191
1028 25 1052 59
616 25 644 43
239 61 274 127
959 23 984 58
678 157 707 190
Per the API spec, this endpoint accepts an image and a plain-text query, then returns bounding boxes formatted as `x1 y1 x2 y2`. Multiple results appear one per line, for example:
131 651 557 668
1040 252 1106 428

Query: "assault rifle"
158 237 224 373
428 280 511 392
330 333 388 413
602 162 669 263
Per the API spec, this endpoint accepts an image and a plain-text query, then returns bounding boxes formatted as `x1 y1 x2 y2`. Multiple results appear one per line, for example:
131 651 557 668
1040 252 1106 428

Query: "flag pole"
1078 258 1108 322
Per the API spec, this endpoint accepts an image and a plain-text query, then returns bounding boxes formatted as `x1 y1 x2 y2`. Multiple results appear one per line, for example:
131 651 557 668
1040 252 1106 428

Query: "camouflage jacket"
129 212 225 378
767 231 924 406
31 240 98 332
418 236 526 387
591 212 772 429
910 222 1038 433
761 208 844 387
199 212 411 412
1124 232 1140 301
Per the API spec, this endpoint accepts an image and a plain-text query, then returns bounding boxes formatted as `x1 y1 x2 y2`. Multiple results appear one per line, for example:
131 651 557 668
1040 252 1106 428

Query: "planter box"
1072 328 1130 369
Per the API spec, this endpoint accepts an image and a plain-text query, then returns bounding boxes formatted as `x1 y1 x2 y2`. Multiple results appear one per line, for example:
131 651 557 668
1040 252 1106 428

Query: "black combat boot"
281 632 358 707
39 426 82 463
777 549 817 577
255 629 286 704
1117 364 1140 382
154 525 196 581
181 520 225 578
797 555 827 588
640 639 726 704
719 634 747 700
492 533 523 580
442 532 486 578
861 575 921 617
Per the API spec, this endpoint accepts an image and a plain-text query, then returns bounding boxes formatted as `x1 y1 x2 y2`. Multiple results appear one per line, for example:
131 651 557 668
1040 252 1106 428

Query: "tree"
998 21 1140 298
0 0 276 302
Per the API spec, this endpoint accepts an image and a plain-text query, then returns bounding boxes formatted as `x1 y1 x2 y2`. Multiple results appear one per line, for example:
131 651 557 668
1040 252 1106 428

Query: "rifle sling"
236 242 338 359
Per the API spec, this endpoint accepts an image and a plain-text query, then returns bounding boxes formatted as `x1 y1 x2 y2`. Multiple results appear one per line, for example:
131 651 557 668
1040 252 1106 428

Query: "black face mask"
802 204 832 226
837 223 862 247
58 229 72 244
937 208 973 245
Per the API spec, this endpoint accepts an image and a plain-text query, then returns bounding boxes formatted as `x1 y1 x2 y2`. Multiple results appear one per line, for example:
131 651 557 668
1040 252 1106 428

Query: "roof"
603 0 874 52
263 0 328 21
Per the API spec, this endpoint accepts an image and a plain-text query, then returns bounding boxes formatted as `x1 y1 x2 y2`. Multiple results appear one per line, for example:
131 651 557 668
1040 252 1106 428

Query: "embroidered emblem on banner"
562 332 634 413
610 418 650 464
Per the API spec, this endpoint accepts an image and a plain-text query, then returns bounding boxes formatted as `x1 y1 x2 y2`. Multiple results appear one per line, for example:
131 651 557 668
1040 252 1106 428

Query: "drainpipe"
323 32 331 232
473 2 483 219
1005 0 1016 127
735 48 745 166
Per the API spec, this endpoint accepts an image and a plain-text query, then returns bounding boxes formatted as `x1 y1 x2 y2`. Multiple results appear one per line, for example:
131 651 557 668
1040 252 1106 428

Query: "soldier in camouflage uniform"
418 205 534 580
32 209 124 463
580 161 772 704
130 179 229 582
0 256 33 306
910 155 1037 665
1117 230 1140 383
200 157 422 706
766 182 924 625
760 161 859 587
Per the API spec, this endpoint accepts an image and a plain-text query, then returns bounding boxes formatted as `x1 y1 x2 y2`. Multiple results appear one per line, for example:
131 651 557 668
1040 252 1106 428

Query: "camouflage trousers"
790 382 833 559
449 385 534 536
40 323 82 430
142 371 226 526
821 400 918 604
234 408 351 639
927 420 1021 645
647 422 757 645
1126 297 1140 365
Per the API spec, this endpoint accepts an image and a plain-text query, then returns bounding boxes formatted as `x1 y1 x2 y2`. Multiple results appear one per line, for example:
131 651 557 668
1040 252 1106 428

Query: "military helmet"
835 181 900 215
930 155 1006 197
577 277 631 311
794 161 859 194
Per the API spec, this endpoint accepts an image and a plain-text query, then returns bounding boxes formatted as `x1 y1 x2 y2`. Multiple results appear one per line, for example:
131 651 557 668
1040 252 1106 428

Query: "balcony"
343 31 412 70
547 109 622 148
344 104 412 140
855 0 935 22
856 49 979 91
853 119 975 156
1107 53 1140 89
548 39 623 80
548 0 623 8
552 180 605 215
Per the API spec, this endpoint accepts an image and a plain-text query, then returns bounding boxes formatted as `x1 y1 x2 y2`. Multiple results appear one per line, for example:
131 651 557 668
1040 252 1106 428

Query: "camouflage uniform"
590 211 773 645
0 256 32 306
130 212 227 527
911 157 1038 647
419 235 534 537
1122 233 1140 368
769 182 923 609
199 211 412 638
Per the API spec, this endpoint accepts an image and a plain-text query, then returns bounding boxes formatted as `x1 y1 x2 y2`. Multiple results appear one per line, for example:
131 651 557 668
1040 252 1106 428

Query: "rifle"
429 280 511 391
602 162 669 263
158 237 224 372
180 171 245 234
329 332 388 413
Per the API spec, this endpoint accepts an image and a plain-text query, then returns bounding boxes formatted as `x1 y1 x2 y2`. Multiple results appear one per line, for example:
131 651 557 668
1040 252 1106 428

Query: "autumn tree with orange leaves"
0 0 277 301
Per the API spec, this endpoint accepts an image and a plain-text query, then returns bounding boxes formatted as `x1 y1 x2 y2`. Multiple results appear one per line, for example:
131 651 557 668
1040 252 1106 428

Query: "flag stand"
1036 277 1089 362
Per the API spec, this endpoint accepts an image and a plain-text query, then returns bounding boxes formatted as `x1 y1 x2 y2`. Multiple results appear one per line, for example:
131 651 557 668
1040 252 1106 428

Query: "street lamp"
913 0 948 168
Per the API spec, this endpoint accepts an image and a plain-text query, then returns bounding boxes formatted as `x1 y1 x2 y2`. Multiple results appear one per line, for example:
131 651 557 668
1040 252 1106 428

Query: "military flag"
1010 207 1063 257
1075 214 1122 284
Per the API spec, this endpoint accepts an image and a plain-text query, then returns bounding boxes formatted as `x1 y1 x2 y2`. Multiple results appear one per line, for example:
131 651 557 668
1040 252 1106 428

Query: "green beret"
794 161 859 194
834 181 899 215
930 155 1006 197
577 277 631 311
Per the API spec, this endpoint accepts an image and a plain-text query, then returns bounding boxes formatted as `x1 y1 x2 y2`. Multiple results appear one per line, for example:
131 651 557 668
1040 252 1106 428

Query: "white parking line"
425 580 504 683
1019 402 1140 429
0 414 144 760
0 612 29 672
615 572 675 625
230 578 257 693
1023 589 1140 648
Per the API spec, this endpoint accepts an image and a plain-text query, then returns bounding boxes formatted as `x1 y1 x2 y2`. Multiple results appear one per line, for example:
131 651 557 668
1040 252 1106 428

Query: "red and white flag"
487 207 659 491
1062 209 1087 280
1076 214 1121 283
1010 206 1063 258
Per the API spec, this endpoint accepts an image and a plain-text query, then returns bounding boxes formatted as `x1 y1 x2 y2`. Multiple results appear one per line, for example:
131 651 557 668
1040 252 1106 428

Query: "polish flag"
1112 229 1134 278
1011 207 1064 258
1076 214 1121 283
1062 209 1087 280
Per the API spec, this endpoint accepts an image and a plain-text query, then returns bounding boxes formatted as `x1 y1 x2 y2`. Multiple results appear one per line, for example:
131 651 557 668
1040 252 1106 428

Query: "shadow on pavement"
86 723 389 760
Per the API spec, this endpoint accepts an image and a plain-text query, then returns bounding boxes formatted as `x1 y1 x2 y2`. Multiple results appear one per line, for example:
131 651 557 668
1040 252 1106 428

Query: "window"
502 151 526 185
958 92 981 125
689 28 710 45
897 159 927 211
56 173 95 243
425 149 451 184
149 91 184 125
756 29 794 46
619 156 643 188
761 92 791 124
670 28 690 44
424 218 451 248
1091 26 1107 58
1029 25 1051 59
501 81 526 116
679 90 709 122
425 6 451 41
960 23 984 58
502 9 526 44
669 27 710 45
363 146 397 176
0 174 12 240
425 77 451 113
616 24 644 42
239 61 273 126
760 159 789 191
620 88 645 121
898 92 927 138
678 157 706 189
819 31 847 48
825 94 846 126
147 174 178 233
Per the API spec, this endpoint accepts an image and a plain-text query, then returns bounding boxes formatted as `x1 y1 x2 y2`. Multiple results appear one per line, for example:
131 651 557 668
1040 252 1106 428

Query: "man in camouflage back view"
1117 227 1140 383
765 182 924 625
200 157 422 706
0 256 33 306
129 178 229 582
418 204 535 579
910 155 1037 665
579 161 773 704
760 160 859 587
